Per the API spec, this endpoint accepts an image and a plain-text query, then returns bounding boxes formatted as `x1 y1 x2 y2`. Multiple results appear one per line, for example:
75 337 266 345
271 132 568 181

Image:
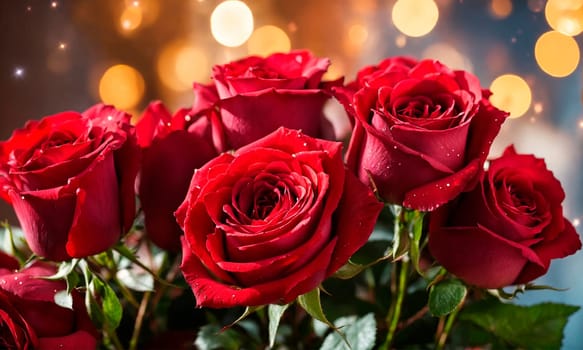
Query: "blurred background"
0 0 582 347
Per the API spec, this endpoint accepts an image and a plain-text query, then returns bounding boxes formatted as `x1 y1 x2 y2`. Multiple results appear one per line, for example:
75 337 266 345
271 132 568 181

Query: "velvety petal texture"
337 57 507 211
428 146 582 288
0 104 139 261
209 50 339 150
0 262 98 349
178 127 382 308
137 101 219 252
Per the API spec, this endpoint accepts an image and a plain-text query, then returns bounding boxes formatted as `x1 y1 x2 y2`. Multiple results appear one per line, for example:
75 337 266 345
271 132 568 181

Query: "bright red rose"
337 58 507 211
136 101 219 252
0 104 139 261
428 146 582 288
208 50 338 149
0 263 98 349
177 127 383 307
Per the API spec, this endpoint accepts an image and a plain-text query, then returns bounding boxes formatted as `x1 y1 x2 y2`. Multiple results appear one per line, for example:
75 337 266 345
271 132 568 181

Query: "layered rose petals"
0 104 139 261
337 58 507 210
177 128 382 307
0 263 98 349
209 50 338 150
428 146 582 288
137 101 218 252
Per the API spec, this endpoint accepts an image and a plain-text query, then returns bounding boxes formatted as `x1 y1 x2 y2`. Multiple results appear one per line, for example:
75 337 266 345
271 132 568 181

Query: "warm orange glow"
99 64 145 110
247 25 291 56
157 41 210 91
392 0 439 37
535 30 580 77
545 0 583 36
489 74 532 118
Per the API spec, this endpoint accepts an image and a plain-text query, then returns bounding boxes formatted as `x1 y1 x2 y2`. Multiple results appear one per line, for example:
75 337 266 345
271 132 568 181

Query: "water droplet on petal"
184 115 192 122
107 115 113 121
446 183 451 187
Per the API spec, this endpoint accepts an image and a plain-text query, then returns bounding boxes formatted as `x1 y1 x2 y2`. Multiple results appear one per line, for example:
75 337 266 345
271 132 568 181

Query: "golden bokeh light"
247 25 291 56
422 43 473 72
535 30 580 77
391 0 439 37
210 0 254 47
489 0 513 19
489 74 532 118
119 5 143 32
545 0 583 36
157 40 210 91
99 64 145 110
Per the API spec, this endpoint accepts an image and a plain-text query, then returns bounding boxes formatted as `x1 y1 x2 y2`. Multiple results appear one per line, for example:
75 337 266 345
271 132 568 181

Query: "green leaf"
54 290 73 310
65 271 80 294
44 259 80 280
92 277 123 330
297 288 334 328
333 260 366 280
268 303 289 348
194 324 241 350
406 211 426 275
320 313 376 350
428 279 467 317
459 299 579 350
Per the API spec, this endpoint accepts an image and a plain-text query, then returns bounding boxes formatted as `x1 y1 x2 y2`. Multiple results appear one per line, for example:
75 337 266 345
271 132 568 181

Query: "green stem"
383 257 409 349
436 296 465 350
129 291 151 350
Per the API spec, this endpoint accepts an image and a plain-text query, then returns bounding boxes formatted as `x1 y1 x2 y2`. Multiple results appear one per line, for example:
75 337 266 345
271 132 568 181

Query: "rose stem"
436 295 465 350
382 256 409 349
129 291 151 350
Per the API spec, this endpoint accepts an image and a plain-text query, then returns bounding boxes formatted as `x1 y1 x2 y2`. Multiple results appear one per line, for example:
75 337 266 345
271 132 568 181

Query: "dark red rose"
177 127 382 307
337 58 507 211
0 263 98 349
428 146 582 288
0 104 139 261
208 50 338 149
136 101 219 252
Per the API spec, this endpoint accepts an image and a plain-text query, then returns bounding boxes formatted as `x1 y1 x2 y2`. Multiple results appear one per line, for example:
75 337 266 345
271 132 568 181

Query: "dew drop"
18 281 22 285
291 154 297 158
446 183 451 187
107 115 113 121
303 142 308 147
446 153 451 157
295 54 303 63
13 276 18 280
393 145 398 150
184 115 192 122
456 153 461 158
0 279 5 284
397 162 402 166
20 196 25 200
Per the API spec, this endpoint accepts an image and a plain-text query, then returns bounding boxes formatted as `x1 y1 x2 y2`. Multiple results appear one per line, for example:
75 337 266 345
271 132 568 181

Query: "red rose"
208 50 338 149
0 263 98 349
428 146 582 288
337 58 507 211
136 101 219 252
177 128 382 307
0 104 139 261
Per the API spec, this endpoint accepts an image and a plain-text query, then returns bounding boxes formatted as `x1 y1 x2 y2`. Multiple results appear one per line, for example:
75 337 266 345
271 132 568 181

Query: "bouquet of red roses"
0 50 580 349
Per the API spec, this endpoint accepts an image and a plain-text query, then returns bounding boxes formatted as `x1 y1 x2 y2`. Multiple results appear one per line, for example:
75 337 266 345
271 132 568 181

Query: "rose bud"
177 127 383 307
136 100 219 252
209 50 339 150
0 263 98 349
428 146 582 288
336 57 507 211
0 104 140 261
